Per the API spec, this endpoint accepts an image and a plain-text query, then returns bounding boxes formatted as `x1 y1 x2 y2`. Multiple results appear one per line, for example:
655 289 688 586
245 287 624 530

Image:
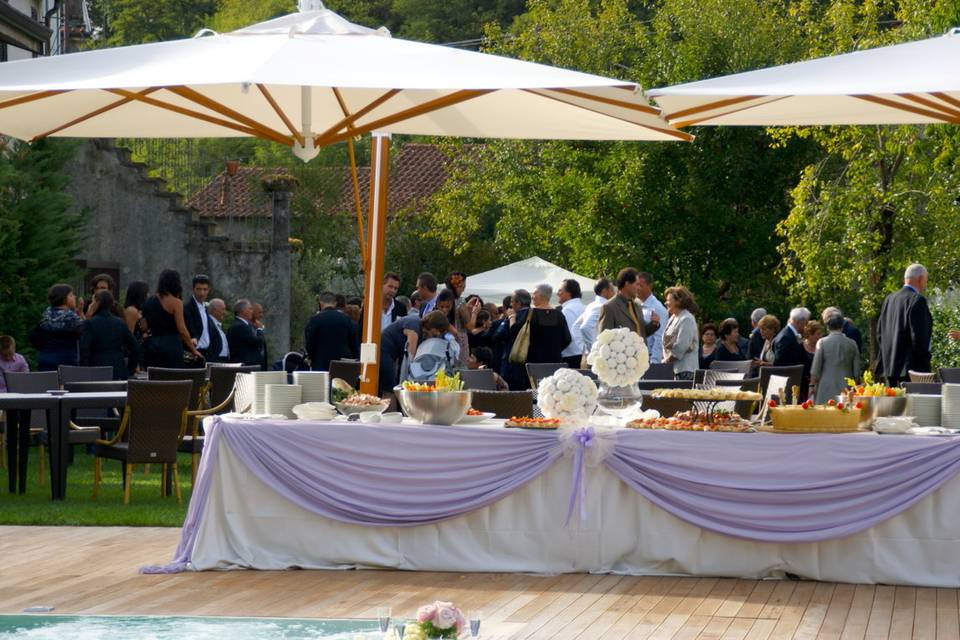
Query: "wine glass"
377 606 392 634
469 610 482 638
394 620 406 640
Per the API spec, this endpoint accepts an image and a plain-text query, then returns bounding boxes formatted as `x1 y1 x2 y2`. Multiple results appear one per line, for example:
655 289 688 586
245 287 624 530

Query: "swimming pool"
0 615 381 639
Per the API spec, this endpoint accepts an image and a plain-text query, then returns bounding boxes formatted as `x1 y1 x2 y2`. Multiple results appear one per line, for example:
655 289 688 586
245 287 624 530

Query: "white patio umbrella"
648 28 960 127
0 0 689 393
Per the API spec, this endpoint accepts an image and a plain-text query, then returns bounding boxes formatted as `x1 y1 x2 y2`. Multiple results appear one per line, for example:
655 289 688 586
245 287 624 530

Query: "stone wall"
64 140 292 360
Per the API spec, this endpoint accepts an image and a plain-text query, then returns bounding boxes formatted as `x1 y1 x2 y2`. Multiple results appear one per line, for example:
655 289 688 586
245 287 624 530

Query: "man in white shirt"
636 272 667 364
185 274 212 358
573 278 615 364
557 278 586 369
207 298 230 362
381 272 407 330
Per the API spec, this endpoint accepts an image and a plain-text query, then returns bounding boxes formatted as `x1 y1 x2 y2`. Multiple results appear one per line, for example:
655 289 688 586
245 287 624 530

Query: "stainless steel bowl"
839 394 908 428
395 389 472 425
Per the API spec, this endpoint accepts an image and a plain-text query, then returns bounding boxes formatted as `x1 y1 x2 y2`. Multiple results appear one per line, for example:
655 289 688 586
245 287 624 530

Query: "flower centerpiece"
403 601 466 639
586 328 649 387
537 368 598 424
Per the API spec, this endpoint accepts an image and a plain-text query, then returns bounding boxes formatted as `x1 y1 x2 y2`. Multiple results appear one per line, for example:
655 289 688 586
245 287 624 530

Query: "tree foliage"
0 140 85 360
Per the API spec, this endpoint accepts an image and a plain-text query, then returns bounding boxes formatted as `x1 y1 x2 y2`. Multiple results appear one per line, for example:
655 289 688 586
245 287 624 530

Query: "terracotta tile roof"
188 143 464 219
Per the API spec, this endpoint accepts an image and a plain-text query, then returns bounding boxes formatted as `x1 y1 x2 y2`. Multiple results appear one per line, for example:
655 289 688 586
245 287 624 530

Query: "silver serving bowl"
839 394 908 428
395 388 472 425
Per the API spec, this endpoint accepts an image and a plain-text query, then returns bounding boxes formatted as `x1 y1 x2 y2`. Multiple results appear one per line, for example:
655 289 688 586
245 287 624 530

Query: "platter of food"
457 408 496 424
335 392 391 416
651 388 762 401
627 410 753 432
504 417 561 430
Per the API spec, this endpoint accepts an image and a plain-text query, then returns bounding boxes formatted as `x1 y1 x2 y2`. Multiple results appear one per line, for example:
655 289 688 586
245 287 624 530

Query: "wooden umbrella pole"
359 132 391 396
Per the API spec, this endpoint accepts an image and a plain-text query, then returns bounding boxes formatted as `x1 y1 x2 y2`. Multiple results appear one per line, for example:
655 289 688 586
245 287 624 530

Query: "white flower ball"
537 369 597 423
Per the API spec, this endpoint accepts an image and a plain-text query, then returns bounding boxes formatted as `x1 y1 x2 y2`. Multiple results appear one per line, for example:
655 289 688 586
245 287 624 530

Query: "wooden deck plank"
914 588 938 640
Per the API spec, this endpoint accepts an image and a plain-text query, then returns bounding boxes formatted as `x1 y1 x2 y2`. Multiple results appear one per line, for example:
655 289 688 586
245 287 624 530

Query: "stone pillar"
261 175 298 361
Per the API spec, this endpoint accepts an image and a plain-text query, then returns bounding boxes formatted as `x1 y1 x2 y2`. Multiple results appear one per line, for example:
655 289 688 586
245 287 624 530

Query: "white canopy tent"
464 257 599 304
649 28 960 127
0 0 689 393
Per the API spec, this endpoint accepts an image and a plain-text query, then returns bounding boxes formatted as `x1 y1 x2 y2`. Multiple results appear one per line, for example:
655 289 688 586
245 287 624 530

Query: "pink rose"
435 606 458 630
455 609 466 631
416 604 437 624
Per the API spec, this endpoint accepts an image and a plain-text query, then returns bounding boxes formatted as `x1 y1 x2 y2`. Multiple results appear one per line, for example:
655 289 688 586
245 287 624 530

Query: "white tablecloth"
190 435 960 586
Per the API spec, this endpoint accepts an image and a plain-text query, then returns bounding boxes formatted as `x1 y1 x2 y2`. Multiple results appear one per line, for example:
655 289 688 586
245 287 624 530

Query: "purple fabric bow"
564 427 594 527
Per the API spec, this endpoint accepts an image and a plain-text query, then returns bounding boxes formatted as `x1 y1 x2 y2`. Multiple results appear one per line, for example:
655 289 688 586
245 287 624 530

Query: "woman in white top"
661 286 700 380
753 314 781 369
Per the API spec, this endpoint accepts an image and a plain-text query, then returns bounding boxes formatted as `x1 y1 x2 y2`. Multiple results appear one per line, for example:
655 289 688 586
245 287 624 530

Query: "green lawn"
0 446 191 526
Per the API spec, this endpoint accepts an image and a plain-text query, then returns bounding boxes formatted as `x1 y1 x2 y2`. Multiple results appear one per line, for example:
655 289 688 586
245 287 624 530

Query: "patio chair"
58 365 113 385
908 370 938 383
91 380 192 504
636 379 694 391
328 360 362 391
903 382 942 394
525 363 568 388
939 368 960 384
759 365 804 405
3 370 58 486
642 362 675 380
716 377 761 419
710 360 754 374
62 381 126 440
469 390 534 419
208 365 259 410
233 373 255 414
460 369 498 391
60 366 120 431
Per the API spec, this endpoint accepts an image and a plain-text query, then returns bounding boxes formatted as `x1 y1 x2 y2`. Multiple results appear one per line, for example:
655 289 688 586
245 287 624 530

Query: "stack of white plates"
906 394 942 427
293 371 329 403
251 371 287 414
942 385 960 429
292 402 338 421
264 384 302 419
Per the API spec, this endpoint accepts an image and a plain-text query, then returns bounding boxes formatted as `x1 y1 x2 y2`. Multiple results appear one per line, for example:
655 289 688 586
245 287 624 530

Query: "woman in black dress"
141 270 203 368
713 318 746 361
698 322 718 369
526 283 571 364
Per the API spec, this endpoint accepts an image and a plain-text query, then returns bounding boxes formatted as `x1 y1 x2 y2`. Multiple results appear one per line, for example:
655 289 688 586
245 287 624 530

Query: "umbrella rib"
108 89 277 141
255 84 304 147
0 90 70 111
897 93 960 120
672 95 791 128
853 95 959 124
547 88 661 116
31 88 161 141
930 92 960 111
166 86 292 146
314 89 401 145
319 89 493 147
661 95 763 121
332 86 369 265
523 89 692 141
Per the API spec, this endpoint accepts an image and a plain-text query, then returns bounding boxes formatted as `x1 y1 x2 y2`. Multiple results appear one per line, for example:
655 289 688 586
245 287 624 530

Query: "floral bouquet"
586 328 650 387
538 368 598 424
403 601 466 639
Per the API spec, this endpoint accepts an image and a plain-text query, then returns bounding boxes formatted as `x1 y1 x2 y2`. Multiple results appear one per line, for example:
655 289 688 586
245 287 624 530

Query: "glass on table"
469 610 482 638
393 620 406 639
377 606 392 633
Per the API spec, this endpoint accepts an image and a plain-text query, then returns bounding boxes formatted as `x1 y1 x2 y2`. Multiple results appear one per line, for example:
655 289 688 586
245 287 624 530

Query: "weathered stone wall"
64 140 291 360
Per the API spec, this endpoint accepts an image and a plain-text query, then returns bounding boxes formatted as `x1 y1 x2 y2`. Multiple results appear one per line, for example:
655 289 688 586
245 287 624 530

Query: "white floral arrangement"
537 368 598 423
587 328 650 387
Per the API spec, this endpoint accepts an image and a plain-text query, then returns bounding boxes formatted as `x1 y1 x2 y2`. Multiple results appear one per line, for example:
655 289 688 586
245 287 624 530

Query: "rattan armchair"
525 363 568 389
469 390 534 419
91 380 192 504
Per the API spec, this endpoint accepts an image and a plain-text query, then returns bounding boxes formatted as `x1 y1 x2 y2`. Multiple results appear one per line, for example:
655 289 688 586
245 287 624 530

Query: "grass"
0 446 192 526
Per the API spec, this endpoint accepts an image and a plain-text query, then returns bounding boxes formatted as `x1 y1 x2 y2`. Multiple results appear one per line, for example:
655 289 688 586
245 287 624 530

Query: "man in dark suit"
227 298 266 367
305 291 360 372
876 263 933 388
747 307 767 360
773 307 810 367
184 274 220 361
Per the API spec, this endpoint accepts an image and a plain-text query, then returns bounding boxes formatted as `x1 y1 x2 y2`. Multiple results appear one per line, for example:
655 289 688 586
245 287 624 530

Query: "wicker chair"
636 379 693 391
470 390 534 419
58 365 113 384
233 373 255 414
939 368 960 384
91 380 192 504
903 382 943 394
148 367 209 484
208 365 259 410
525 363 568 388
460 369 498 391
908 370 938 383
3 371 59 486
328 360 362 390
710 360 754 374
62 381 126 438
642 362 675 380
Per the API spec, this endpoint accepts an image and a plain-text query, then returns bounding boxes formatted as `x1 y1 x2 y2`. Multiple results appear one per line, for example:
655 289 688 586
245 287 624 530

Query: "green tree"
0 140 85 360
87 0 216 47
774 0 960 362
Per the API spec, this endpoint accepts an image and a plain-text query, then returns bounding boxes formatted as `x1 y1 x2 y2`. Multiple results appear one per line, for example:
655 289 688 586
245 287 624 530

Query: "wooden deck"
0 526 953 639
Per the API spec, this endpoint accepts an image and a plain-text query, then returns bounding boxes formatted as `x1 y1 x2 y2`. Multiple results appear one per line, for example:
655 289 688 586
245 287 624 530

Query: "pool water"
0 615 381 639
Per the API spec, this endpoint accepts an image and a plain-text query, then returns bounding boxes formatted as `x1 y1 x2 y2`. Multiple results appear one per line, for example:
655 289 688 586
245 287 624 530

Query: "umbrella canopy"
0 5 688 160
464 257 599 304
649 28 960 127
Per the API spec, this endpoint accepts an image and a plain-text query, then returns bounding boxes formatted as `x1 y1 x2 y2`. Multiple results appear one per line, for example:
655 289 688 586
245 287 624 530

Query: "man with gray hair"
207 298 229 362
876 263 933 387
227 298 266 368
773 307 810 368
821 305 862 353
747 307 767 360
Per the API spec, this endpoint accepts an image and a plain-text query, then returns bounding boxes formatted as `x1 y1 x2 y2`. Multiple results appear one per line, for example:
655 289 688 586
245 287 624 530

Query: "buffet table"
143 416 960 587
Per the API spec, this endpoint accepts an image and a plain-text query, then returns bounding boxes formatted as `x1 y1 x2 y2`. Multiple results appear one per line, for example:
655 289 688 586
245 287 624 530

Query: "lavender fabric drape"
606 430 960 543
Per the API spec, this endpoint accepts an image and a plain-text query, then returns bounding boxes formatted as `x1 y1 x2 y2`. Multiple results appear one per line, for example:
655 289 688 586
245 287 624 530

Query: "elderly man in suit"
876 263 933 388
227 299 266 368
773 307 810 367
599 268 659 339
810 313 861 403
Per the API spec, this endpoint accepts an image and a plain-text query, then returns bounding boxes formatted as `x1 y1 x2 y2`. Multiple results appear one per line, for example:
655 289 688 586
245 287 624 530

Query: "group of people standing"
16 270 269 380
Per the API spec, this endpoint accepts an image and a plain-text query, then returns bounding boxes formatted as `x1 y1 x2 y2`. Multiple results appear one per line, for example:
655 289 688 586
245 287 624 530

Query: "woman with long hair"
141 269 203 368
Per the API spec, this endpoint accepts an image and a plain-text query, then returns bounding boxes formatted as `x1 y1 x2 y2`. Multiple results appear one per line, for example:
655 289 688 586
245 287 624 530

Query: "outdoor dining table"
0 391 126 499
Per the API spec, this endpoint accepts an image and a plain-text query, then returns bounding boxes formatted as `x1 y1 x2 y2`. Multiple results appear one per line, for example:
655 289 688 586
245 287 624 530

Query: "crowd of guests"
0 270 272 381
